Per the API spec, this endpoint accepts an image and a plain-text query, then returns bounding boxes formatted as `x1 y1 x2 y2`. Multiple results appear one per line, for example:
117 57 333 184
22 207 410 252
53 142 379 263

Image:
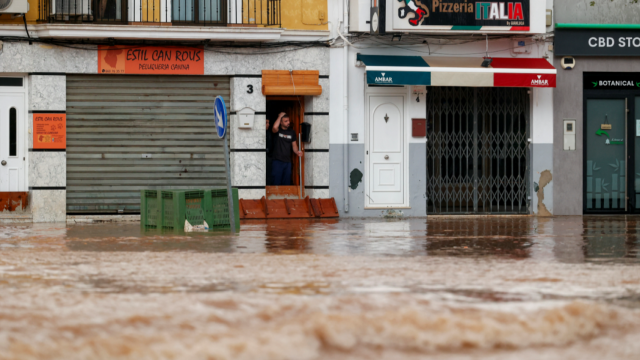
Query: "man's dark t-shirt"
272 128 296 163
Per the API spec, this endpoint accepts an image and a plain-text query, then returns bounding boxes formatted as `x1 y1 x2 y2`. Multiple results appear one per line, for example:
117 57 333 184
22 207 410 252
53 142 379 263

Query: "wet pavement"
1 216 640 359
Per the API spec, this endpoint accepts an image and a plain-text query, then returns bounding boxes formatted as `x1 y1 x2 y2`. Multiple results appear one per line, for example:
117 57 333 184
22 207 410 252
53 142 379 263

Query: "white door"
0 93 25 191
368 95 404 205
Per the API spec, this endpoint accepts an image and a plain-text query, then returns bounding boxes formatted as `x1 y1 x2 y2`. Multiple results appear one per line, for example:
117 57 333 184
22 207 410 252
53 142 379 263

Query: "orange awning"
261 70 323 96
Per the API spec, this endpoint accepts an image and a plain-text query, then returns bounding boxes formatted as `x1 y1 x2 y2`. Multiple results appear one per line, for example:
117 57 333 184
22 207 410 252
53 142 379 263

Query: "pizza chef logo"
531 75 549 86
398 0 429 26
398 0 525 27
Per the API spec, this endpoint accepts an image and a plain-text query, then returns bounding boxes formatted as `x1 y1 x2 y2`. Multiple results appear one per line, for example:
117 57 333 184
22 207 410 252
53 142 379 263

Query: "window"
0 78 23 87
9 107 17 156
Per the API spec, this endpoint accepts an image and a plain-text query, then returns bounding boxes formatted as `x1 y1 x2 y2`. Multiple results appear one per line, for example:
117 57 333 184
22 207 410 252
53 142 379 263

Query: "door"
585 98 627 212
367 95 404 206
0 93 25 192
426 87 529 214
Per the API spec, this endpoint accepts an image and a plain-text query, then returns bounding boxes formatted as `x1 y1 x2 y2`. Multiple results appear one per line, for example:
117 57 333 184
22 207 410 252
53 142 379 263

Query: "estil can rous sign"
98 45 205 75
394 0 530 31
33 113 66 150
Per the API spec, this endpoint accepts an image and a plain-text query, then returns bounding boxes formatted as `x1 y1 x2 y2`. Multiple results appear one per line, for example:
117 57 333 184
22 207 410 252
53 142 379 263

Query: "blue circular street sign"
214 96 227 139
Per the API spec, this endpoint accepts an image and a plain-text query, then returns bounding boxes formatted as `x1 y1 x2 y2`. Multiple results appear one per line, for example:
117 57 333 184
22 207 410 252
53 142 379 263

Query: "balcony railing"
38 0 281 26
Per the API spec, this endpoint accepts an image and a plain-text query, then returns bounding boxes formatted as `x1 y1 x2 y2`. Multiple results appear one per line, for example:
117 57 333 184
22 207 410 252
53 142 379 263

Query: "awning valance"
261 70 323 96
357 54 556 88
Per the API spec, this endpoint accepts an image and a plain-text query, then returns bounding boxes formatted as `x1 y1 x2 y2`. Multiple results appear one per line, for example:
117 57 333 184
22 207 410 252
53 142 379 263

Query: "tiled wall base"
31 190 66 223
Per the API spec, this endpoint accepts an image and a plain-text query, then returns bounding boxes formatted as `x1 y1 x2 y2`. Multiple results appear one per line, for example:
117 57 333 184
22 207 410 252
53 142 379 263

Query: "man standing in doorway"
271 112 303 186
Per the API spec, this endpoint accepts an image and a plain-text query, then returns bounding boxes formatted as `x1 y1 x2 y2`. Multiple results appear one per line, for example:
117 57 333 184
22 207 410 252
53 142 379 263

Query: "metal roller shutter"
66 75 230 214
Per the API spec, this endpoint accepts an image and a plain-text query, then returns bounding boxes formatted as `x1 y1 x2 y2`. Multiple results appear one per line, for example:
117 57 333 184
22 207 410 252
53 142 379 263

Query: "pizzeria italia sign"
393 0 530 31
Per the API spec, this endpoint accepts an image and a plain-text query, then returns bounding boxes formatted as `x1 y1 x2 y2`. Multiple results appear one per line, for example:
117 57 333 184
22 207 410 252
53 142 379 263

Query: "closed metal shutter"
66 75 230 214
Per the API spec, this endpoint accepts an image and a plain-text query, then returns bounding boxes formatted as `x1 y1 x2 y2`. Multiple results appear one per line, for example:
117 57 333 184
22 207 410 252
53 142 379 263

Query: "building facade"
330 0 556 217
553 0 640 215
0 0 331 222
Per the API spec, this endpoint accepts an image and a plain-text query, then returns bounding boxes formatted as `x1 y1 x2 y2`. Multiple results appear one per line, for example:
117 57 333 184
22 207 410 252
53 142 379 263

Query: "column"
28 75 66 223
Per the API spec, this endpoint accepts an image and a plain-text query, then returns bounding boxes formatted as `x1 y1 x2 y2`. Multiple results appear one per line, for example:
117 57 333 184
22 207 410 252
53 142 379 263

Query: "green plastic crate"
140 190 161 229
206 188 240 231
161 190 208 230
141 188 240 232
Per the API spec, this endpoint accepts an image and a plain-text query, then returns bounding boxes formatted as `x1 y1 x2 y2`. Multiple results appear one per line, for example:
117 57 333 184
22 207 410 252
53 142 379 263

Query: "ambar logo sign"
531 75 548 86
375 72 394 83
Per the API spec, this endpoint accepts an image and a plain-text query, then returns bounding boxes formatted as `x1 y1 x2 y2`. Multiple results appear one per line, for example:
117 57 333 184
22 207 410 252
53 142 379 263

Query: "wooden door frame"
266 96 305 198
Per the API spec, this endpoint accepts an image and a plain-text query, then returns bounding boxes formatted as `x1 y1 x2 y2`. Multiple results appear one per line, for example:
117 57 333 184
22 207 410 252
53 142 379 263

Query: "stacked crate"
141 189 240 231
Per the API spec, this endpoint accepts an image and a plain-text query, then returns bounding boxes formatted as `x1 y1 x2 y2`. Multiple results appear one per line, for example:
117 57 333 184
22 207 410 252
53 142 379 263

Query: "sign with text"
98 46 205 75
556 29 640 56
584 73 640 90
33 113 66 149
393 0 530 31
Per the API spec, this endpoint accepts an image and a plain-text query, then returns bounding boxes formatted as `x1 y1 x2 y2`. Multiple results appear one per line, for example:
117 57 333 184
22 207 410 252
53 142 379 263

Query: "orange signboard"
98 45 205 75
33 113 66 150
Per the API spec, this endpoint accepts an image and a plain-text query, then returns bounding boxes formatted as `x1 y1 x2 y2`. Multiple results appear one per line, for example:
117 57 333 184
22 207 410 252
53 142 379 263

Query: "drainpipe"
342 0 349 212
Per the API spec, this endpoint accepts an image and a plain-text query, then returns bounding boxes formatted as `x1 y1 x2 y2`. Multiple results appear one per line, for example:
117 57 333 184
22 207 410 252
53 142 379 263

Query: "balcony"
38 0 281 27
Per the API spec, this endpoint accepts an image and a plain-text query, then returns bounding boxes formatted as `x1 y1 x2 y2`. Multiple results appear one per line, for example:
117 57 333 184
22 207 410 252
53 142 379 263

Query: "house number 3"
247 85 254 94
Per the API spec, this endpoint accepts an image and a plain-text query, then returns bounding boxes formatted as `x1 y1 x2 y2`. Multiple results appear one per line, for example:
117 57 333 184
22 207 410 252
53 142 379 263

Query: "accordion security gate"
426 87 530 214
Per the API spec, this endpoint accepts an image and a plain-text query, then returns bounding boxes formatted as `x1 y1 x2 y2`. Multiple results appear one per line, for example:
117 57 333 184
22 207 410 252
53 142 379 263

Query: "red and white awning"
358 54 556 88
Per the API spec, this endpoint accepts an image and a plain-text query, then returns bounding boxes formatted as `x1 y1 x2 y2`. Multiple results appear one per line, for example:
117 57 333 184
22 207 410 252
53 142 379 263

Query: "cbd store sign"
393 0 530 31
556 29 640 56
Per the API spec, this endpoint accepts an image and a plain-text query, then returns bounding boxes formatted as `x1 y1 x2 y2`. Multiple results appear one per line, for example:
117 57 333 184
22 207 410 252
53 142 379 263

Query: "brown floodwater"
1 216 640 360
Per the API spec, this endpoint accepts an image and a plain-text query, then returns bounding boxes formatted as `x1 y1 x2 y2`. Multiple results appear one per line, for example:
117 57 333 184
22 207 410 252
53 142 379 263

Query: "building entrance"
583 93 640 213
265 97 305 199
0 79 26 192
426 87 530 214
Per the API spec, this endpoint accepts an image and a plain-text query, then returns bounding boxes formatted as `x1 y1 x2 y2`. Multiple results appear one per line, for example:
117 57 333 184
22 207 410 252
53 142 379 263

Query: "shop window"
9 107 16 156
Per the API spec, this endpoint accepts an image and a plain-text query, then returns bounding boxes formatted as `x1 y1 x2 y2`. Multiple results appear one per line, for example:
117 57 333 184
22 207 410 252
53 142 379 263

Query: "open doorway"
266 97 305 199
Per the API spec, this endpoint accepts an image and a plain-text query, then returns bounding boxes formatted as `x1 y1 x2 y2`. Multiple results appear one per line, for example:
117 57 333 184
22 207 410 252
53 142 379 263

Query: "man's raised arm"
272 112 285 133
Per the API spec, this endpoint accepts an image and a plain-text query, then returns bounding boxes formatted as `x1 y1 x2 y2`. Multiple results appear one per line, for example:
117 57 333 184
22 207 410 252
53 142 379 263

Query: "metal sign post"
214 96 236 233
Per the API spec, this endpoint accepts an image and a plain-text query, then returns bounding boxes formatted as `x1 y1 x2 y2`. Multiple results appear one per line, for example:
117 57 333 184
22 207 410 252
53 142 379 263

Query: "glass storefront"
583 73 640 213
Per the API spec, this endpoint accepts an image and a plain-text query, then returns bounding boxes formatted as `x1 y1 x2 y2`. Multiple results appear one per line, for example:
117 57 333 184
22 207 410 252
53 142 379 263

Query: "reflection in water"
582 217 640 260
37 216 639 262
264 220 313 254
425 217 534 259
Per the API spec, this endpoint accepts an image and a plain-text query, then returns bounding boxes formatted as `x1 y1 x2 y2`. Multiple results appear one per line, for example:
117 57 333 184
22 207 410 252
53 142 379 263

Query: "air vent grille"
0 0 13 11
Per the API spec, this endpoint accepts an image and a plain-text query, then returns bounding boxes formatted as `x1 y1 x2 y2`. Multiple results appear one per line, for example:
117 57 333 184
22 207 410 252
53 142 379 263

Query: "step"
67 215 141 224
0 212 33 224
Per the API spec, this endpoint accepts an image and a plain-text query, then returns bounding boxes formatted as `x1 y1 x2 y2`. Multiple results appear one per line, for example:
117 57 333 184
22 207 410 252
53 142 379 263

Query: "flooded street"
1 216 640 360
